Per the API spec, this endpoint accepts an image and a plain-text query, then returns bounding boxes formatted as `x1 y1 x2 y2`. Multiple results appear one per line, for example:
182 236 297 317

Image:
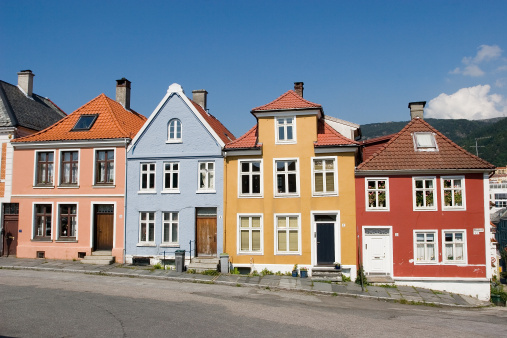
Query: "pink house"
11 79 146 263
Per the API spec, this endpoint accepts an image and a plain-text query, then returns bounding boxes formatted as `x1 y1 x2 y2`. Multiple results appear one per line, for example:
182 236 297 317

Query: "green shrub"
261 268 274 276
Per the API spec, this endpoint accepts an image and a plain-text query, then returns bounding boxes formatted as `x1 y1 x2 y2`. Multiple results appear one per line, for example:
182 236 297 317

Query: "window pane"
141 223 146 241
277 217 285 228
278 231 287 251
252 217 260 228
315 173 323 192
148 223 154 241
252 175 260 194
325 173 334 191
240 217 249 228
288 174 297 193
252 162 260 172
241 175 249 194
164 224 169 242
252 231 261 251
288 217 298 228
171 223 178 243
241 162 249 172
288 231 298 251
241 230 249 251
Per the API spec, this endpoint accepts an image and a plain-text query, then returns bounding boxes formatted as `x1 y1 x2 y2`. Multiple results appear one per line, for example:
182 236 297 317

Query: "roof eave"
355 168 495 176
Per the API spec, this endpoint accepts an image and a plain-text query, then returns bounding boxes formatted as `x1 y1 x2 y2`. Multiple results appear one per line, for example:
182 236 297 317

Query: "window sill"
238 252 264 255
413 261 438 265
312 192 338 197
442 207 466 211
275 140 297 145
196 190 216 194
274 252 302 255
55 239 77 243
31 239 52 242
239 194 263 198
161 190 180 194
366 208 389 212
137 190 157 194
58 185 80 189
166 140 182 144
137 243 156 247
442 261 466 265
160 244 180 248
414 208 437 212
93 184 116 188
33 185 55 189
274 194 300 198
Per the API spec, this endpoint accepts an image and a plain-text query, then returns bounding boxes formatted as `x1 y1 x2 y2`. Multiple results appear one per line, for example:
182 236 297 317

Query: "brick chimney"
18 70 34 97
192 89 208 110
408 101 426 119
294 82 304 97
116 78 131 110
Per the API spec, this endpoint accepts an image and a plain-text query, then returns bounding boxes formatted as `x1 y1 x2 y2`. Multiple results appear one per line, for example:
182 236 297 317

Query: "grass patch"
332 292 338 297
235 283 241 287
193 280 214 285
376 284 396 288
398 299 441 307
432 290 443 295
186 269 197 274
201 269 220 276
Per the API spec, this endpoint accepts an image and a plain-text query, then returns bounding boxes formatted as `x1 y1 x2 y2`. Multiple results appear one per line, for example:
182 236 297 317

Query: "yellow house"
223 83 360 278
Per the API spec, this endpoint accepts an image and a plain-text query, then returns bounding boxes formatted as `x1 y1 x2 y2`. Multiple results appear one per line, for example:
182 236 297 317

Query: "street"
0 269 506 337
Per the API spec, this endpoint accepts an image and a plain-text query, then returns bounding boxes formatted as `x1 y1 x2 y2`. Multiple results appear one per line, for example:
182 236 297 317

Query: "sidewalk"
0 257 490 308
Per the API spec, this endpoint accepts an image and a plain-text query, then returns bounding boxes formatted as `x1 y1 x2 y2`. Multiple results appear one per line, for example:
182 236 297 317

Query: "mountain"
360 117 506 167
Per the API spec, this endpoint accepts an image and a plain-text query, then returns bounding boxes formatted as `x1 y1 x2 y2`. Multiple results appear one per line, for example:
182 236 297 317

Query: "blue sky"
1 1 506 137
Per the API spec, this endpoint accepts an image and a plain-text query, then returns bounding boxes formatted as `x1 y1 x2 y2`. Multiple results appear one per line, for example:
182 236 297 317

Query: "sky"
1 1 507 138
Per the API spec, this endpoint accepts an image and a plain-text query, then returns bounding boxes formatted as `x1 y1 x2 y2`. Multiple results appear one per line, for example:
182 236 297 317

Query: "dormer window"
168 119 182 143
276 117 296 144
413 132 437 151
72 114 98 131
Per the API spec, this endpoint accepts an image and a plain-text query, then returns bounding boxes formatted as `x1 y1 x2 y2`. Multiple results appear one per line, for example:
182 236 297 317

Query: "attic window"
72 114 98 131
413 132 437 151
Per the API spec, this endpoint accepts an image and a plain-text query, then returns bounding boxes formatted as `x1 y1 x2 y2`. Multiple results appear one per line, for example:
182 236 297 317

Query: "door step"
188 257 219 272
366 274 394 284
312 266 342 281
81 251 115 265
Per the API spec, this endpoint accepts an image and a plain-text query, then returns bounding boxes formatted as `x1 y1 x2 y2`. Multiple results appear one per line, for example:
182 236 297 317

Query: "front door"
317 223 335 265
2 204 19 257
363 227 391 275
95 205 114 251
196 207 217 257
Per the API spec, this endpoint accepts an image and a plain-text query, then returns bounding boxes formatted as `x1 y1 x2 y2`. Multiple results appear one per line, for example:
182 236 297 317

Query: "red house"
355 102 495 300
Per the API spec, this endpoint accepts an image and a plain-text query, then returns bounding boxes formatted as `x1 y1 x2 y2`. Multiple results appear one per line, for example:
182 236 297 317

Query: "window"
59 204 76 239
312 157 337 195
442 177 465 209
366 178 388 210
163 162 179 192
198 162 215 191
275 215 300 254
413 132 437 151
275 160 298 196
60 151 78 185
95 150 114 184
168 119 182 142
495 193 507 207
413 177 436 210
72 114 98 131
239 160 262 196
34 204 52 240
443 231 466 263
162 212 178 244
238 215 262 253
139 212 155 243
140 163 156 191
414 231 437 263
276 117 295 143
36 152 54 185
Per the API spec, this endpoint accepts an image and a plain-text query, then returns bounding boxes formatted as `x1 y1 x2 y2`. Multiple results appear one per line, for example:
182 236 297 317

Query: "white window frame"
275 116 296 144
197 161 215 193
56 202 78 241
413 177 437 211
237 214 263 255
161 212 179 246
273 158 300 197
32 202 54 240
365 177 389 211
413 230 438 265
441 176 466 210
413 132 438 152
33 149 56 187
162 162 179 193
274 213 301 255
167 118 182 143
58 149 80 187
311 156 338 196
442 230 467 264
138 211 156 246
139 162 156 192
93 148 116 186
238 159 263 197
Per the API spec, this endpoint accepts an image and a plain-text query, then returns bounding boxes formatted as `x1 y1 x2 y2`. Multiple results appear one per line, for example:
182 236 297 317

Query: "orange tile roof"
190 100 235 144
357 118 495 171
224 125 259 149
252 90 322 111
315 120 359 146
12 94 146 143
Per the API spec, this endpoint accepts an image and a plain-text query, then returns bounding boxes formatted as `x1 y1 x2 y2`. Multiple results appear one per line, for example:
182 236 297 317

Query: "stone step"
367 275 394 284
81 253 115 265
312 267 342 281
91 250 113 256
191 257 219 264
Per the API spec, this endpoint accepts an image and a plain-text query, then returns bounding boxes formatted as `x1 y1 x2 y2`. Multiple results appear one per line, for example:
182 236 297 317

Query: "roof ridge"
102 94 128 136
251 90 322 111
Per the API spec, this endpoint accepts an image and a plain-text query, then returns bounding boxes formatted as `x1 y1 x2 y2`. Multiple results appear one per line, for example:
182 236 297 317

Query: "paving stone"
366 286 390 298
331 284 348 293
450 294 470 306
244 276 260 284
312 282 333 292
259 278 280 286
396 285 418 293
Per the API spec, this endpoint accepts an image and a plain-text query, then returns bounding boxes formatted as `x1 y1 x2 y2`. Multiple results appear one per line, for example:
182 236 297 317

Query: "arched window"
168 119 182 142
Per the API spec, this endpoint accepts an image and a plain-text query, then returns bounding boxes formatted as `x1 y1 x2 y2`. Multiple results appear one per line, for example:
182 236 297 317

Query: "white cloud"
474 45 502 63
450 44 503 77
426 85 507 120
462 64 484 77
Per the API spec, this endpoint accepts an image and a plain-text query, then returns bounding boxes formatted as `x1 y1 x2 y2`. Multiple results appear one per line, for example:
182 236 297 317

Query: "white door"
363 228 391 275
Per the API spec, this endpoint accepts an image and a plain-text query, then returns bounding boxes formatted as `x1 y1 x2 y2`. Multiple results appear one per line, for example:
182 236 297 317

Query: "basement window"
413 132 437 152
72 114 98 131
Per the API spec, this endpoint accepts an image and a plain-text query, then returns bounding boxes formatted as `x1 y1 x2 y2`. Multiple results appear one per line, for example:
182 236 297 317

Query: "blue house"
125 83 235 266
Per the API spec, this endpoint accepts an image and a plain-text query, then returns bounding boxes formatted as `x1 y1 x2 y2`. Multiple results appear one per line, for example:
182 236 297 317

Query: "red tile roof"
224 125 259 149
12 94 146 143
252 90 322 111
357 118 495 171
315 120 359 147
190 100 235 144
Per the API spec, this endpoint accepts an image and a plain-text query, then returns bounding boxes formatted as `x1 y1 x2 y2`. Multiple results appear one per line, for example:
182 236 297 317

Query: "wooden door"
316 223 335 265
3 216 19 257
95 207 114 250
196 216 217 256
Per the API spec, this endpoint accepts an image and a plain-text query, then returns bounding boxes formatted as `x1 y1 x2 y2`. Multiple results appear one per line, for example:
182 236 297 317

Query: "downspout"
223 149 227 254
123 138 128 264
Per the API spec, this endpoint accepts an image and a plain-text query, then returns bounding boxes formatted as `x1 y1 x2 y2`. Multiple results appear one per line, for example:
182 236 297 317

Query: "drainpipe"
123 138 128 264
223 150 227 254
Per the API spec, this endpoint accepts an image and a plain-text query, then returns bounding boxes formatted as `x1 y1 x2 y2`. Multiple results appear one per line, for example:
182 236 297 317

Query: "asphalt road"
0 270 506 337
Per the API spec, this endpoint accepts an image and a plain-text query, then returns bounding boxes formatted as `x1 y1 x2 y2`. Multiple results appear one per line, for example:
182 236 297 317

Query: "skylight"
72 114 98 131
413 132 437 151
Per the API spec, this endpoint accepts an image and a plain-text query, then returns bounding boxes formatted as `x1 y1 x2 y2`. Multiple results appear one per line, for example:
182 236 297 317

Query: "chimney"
192 89 208 110
116 78 131 110
408 101 426 119
18 70 34 97
294 82 304 97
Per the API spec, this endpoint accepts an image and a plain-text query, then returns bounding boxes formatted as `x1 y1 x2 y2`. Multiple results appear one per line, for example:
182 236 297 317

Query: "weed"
72 258 77 262
332 292 338 297
193 280 214 285
261 268 274 276
265 286 271 290
187 269 197 274
231 267 240 275
235 283 241 287
432 290 443 295
377 284 396 288
201 269 220 276
153 263 163 270
251 270 260 277
341 275 351 282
